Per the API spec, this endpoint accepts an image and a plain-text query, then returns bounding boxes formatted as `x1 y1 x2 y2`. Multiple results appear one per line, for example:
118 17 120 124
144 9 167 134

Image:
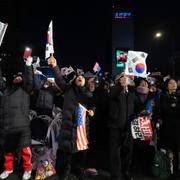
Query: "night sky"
0 0 111 73
0 0 180 76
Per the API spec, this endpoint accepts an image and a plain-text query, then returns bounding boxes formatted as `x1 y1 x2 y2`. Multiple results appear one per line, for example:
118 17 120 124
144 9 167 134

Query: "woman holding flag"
48 55 95 180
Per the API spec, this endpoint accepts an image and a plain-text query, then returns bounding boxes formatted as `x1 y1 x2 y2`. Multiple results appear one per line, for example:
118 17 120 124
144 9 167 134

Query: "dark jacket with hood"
53 66 93 153
0 64 33 152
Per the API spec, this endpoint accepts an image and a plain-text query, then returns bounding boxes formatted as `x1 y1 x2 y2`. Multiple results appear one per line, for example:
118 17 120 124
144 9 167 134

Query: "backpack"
34 147 56 180
31 107 62 177
152 150 171 179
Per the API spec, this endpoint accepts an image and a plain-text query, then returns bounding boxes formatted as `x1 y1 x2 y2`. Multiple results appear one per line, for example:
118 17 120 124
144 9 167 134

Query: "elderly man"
108 72 135 180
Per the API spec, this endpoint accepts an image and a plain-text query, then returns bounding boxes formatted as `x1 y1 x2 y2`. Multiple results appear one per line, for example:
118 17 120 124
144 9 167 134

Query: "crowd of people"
0 54 180 180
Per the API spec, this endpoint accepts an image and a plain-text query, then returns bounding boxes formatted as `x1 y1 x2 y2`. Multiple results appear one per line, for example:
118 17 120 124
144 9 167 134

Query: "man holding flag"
48 55 95 180
109 72 135 180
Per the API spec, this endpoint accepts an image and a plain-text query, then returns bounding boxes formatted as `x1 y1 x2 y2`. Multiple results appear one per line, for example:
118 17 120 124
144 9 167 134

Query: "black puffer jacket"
53 66 93 153
0 64 33 152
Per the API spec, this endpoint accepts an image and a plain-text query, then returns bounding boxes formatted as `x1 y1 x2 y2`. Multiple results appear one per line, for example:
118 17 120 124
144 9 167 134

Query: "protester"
108 72 135 180
133 78 156 175
48 55 95 180
159 78 180 176
33 76 59 117
0 56 33 180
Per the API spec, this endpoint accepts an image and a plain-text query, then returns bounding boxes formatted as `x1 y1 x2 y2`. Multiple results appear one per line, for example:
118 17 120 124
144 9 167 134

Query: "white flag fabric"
0 21 8 47
32 56 40 68
163 75 171 82
45 20 54 59
93 62 101 73
60 67 67 76
125 50 149 78
60 66 75 76
77 68 84 75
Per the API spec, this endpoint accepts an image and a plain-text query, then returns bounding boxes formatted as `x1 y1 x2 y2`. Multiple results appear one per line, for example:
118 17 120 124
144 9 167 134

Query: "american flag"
76 103 89 151
45 20 54 59
93 62 101 73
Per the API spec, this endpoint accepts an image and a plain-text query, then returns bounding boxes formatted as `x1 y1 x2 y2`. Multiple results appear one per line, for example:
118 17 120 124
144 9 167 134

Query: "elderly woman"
159 78 180 176
48 55 94 180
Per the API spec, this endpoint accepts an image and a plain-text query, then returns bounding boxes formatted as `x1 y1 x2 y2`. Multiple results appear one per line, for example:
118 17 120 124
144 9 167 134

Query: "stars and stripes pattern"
76 103 89 151
45 20 54 59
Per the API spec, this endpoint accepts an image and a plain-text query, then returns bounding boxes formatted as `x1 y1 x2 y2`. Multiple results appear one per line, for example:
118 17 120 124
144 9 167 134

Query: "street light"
154 30 176 77
155 32 162 38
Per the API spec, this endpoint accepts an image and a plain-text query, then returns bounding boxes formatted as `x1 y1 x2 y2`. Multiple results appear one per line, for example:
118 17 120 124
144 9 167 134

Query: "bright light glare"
155 32 162 38
25 47 30 51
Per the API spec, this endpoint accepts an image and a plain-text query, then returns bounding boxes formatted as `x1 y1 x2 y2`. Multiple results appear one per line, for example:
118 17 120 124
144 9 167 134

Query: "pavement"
1 146 180 180
1 169 180 180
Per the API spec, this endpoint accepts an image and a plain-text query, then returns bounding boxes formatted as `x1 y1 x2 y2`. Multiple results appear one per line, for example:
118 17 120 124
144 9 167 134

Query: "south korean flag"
125 50 149 78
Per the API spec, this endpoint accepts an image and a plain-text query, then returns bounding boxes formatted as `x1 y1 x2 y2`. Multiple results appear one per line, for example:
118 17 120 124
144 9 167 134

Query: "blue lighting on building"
113 12 132 19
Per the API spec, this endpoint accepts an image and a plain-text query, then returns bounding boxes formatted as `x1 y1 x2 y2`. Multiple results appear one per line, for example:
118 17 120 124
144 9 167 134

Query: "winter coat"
134 92 149 115
108 85 135 130
33 75 56 115
0 65 33 152
53 66 94 153
92 86 110 146
159 91 180 149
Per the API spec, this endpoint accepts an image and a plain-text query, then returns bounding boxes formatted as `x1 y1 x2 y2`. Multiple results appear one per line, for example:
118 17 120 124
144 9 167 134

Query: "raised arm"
48 55 67 91
23 56 33 92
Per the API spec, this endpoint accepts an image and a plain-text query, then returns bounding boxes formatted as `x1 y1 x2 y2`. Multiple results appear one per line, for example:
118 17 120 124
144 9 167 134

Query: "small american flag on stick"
76 103 89 151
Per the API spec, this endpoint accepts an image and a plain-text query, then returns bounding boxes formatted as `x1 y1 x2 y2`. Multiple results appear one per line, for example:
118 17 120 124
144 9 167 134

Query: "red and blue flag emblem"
76 103 88 151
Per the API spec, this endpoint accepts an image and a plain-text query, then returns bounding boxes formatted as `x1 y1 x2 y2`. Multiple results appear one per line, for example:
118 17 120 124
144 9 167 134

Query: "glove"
26 56 33 66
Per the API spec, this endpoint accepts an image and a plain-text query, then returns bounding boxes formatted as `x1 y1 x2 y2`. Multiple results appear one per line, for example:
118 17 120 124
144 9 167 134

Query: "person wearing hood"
0 56 33 180
48 55 94 180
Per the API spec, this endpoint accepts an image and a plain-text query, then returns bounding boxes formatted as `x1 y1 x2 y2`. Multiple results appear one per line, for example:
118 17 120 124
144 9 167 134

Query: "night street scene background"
0 0 180 180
